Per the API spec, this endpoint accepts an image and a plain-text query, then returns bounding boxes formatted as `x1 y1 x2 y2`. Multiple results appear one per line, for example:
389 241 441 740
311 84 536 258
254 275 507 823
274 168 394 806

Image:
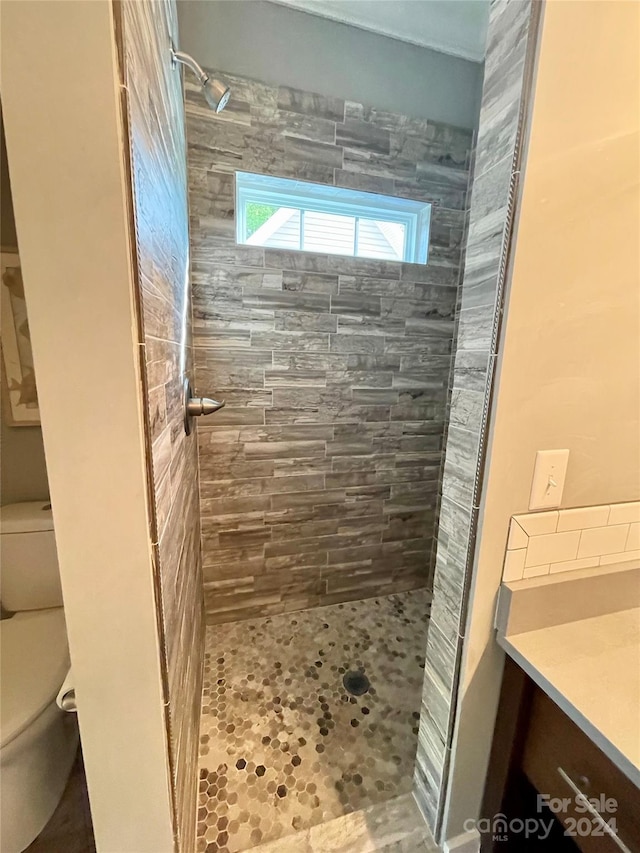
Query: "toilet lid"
1 609 70 748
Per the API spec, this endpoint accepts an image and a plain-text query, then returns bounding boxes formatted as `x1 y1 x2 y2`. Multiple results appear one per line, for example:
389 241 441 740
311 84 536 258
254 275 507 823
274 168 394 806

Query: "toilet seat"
1 608 70 749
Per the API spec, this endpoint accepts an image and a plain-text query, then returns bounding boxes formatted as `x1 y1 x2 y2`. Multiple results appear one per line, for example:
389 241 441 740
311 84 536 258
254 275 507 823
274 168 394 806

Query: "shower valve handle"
183 378 225 435
187 396 225 417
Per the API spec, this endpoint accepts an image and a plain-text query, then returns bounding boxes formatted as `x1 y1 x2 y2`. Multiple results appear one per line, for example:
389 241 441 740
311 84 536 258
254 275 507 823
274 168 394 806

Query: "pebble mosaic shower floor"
196 590 432 853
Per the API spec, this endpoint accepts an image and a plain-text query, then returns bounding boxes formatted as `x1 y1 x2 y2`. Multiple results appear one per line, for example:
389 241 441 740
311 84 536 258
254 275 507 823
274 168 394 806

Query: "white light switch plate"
529 449 570 510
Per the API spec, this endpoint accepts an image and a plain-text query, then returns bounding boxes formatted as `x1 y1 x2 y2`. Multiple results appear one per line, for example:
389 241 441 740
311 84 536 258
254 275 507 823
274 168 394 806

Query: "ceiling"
268 0 490 63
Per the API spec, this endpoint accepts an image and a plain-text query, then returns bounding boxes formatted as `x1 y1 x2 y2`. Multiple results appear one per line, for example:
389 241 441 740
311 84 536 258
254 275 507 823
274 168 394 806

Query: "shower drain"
343 670 370 696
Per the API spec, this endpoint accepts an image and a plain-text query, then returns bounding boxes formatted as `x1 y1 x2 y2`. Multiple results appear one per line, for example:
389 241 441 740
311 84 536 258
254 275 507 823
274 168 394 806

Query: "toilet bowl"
0 503 79 853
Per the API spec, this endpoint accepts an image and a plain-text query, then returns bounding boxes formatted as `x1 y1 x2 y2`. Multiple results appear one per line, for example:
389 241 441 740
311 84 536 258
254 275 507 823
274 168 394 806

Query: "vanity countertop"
495 563 640 789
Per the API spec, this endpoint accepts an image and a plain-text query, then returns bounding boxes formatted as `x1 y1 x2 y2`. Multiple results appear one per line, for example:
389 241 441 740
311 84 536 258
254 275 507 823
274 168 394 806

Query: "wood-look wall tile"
282 271 339 295
283 136 343 169
186 68 472 625
419 0 536 836
333 168 396 194
449 388 485 431
339 275 415 298
336 119 392 155
277 111 336 144
277 85 345 122
121 1 205 849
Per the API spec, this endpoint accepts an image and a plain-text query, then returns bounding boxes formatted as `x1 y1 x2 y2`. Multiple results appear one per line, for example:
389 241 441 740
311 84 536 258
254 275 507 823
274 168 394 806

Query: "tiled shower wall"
414 0 539 838
184 72 474 624
118 1 204 849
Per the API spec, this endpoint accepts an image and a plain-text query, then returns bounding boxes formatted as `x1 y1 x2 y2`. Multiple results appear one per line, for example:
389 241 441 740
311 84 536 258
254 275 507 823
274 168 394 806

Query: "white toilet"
0 501 78 853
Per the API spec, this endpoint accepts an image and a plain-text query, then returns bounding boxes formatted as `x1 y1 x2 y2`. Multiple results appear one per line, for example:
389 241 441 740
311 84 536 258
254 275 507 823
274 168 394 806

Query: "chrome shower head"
202 77 231 114
170 47 231 114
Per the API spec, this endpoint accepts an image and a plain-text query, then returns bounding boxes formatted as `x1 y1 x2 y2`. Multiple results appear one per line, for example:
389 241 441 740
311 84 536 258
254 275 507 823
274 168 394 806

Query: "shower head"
170 47 231 114
202 77 231 114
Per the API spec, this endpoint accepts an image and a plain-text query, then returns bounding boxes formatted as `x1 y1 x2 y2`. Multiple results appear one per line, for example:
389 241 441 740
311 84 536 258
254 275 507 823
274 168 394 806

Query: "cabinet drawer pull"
557 767 631 853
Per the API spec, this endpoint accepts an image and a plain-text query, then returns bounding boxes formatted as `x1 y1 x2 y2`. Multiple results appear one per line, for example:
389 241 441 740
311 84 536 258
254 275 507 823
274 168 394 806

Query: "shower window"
236 171 431 264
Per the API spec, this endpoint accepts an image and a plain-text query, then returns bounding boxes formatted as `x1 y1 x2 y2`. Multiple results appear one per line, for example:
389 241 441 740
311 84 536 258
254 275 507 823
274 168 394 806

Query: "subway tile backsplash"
503 501 640 581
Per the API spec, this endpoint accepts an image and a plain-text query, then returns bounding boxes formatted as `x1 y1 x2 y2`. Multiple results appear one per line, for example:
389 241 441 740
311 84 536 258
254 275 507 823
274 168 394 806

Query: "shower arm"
170 47 209 86
169 42 231 114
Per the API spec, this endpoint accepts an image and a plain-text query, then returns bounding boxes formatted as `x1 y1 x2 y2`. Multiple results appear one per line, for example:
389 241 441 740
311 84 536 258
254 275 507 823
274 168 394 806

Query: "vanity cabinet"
482 658 640 853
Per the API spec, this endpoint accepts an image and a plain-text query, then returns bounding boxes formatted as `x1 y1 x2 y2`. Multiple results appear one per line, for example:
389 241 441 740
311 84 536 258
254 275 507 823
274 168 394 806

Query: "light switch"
529 449 570 510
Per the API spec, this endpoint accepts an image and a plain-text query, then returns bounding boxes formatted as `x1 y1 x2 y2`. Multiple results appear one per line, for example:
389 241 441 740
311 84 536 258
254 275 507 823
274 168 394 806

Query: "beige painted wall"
1 2 175 850
445 0 640 839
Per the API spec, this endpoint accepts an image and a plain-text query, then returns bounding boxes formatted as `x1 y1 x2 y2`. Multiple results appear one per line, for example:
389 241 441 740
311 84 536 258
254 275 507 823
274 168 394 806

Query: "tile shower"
185 68 474 851
197 592 430 851
186 72 472 624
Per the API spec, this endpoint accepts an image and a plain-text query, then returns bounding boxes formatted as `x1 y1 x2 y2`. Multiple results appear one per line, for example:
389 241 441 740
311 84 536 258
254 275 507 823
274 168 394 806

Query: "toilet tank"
0 502 63 612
